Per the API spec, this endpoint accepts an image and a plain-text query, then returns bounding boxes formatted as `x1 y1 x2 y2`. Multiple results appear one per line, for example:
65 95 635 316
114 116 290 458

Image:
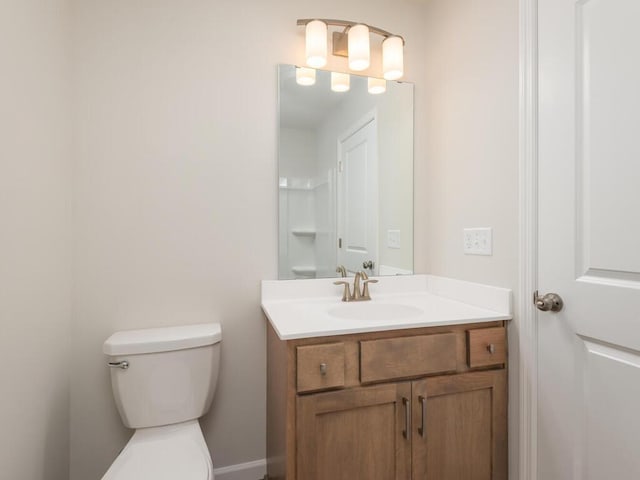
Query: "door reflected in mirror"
278 65 414 279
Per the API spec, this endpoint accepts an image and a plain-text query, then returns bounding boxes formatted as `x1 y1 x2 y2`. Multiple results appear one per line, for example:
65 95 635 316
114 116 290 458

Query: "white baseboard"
213 459 266 480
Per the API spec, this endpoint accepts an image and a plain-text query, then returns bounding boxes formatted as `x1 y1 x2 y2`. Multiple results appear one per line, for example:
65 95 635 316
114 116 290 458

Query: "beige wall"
0 0 520 478
0 1 72 479
420 0 520 477
70 0 428 478
422 0 519 286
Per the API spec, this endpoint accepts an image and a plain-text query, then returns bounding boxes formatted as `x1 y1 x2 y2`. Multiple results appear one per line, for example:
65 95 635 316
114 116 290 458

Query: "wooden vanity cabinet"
267 321 508 480
297 382 411 480
411 370 507 480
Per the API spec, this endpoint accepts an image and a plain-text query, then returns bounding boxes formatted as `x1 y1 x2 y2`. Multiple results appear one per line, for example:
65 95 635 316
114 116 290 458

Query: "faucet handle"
362 278 379 300
333 281 352 302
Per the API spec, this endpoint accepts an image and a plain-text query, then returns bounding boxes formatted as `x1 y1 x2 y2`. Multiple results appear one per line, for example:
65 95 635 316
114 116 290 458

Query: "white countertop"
261 275 512 340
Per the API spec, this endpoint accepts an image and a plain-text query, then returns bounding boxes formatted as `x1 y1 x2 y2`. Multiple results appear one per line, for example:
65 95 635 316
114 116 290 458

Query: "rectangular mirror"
278 65 414 279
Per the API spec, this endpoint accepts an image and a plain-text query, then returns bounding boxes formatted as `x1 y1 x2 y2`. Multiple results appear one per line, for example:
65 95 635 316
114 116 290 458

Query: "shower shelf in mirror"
279 185 313 191
291 266 317 277
291 229 316 238
279 177 328 191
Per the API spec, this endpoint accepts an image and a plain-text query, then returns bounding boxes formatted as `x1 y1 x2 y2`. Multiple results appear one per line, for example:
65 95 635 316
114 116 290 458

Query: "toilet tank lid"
103 323 222 356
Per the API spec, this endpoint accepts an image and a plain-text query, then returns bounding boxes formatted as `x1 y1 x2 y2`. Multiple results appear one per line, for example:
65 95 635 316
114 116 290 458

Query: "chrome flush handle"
107 361 129 370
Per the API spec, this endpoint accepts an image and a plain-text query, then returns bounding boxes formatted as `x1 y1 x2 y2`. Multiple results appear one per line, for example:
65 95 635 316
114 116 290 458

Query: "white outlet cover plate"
387 230 401 249
463 227 493 255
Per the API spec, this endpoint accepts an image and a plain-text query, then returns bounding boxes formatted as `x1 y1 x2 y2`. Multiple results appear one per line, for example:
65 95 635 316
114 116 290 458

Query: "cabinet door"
297 383 411 480
412 370 507 480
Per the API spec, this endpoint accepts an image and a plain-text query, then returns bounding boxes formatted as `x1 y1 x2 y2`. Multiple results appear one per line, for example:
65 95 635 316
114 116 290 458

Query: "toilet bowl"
101 323 222 480
102 421 212 480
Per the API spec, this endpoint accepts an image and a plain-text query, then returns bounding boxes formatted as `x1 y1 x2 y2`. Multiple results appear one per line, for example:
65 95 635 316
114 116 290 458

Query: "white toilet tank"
103 323 221 429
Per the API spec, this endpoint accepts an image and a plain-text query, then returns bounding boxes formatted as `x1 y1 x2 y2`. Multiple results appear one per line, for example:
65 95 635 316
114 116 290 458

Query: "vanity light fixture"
296 67 316 86
331 72 350 92
367 77 386 94
382 35 404 80
348 24 370 71
305 20 328 68
298 19 404 79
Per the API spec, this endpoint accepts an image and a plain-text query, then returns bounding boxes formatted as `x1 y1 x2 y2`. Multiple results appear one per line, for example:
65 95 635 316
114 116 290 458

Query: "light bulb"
368 77 386 94
331 72 350 92
382 35 404 80
296 67 316 86
348 24 370 71
306 20 327 68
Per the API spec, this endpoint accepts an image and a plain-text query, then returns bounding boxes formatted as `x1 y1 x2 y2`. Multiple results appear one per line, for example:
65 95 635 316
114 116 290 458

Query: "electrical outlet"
387 230 401 249
463 228 492 255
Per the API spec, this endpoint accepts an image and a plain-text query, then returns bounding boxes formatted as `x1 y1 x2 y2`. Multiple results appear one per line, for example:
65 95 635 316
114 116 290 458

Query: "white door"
337 117 378 275
538 0 640 479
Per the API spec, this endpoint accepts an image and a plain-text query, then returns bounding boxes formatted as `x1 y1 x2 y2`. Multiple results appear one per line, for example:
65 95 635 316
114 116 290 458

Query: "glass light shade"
296 67 316 86
348 24 370 71
368 77 386 94
382 35 404 80
331 72 350 92
306 20 327 68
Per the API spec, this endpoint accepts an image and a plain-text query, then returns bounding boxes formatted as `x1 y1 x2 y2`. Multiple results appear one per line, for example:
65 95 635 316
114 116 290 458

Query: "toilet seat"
102 420 213 480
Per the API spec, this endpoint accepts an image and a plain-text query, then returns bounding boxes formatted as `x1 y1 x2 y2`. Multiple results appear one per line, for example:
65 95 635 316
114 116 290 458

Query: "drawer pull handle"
418 395 426 438
487 344 496 354
319 363 328 376
402 397 410 439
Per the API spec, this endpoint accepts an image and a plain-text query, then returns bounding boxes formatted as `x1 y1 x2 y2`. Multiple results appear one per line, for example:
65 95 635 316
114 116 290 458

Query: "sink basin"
328 303 423 321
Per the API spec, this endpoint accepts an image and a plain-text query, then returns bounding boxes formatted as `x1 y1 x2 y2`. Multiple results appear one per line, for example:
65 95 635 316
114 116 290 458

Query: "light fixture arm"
296 19 405 44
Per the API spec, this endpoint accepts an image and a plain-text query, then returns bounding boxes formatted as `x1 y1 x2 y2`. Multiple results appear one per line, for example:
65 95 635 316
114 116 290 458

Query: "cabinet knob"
487 344 496 354
319 363 328 376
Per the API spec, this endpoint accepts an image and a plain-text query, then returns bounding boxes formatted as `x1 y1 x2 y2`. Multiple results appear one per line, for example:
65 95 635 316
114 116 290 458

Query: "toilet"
101 323 222 480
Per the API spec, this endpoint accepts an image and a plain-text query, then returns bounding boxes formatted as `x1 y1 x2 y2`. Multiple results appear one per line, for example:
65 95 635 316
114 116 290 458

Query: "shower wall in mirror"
278 65 414 280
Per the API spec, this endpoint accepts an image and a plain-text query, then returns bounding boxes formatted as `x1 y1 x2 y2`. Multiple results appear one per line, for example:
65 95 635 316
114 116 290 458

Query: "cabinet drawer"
467 327 506 368
297 343 345 393
360 333 457 383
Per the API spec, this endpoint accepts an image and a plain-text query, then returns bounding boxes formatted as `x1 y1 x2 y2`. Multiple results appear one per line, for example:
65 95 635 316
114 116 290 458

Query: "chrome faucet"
333 271 378 302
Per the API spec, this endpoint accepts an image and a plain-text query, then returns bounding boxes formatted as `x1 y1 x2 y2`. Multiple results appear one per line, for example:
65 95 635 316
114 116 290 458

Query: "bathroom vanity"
262 275 511 480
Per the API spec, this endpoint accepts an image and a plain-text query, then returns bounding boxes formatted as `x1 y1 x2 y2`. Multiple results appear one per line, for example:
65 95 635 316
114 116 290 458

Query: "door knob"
534 291 563 312
362 260 374 270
